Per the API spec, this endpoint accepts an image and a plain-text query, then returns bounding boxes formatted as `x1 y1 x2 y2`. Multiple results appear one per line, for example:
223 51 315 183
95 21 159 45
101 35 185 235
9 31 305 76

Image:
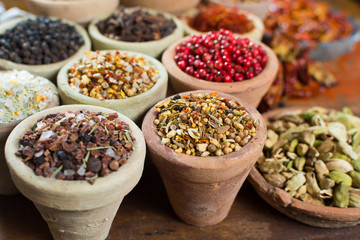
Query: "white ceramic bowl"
88 8 184 58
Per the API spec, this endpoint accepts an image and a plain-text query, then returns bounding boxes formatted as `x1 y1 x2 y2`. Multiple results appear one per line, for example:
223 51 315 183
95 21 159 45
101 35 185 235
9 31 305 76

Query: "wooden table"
1 0 360 239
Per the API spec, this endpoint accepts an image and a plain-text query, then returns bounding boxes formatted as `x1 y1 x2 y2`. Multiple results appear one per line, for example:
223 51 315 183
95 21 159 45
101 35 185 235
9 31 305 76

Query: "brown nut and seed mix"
68 51 159 100
16 110 136 184
154 92 258 156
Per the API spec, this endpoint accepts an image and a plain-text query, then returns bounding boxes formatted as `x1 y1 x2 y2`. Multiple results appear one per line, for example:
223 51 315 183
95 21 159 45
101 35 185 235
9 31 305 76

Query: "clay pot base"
248 107 360 228
142 90 267 226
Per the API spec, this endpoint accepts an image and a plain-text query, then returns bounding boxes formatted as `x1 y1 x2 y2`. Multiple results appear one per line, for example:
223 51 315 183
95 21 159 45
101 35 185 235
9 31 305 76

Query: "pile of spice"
154 92 258 156
0 70 55 124
68 51 159 100
257 107 360 208
16 110 136 184
96 7 177 42
0 17 84 65
175 29 267 82
259 0 353 111
188 4 254 34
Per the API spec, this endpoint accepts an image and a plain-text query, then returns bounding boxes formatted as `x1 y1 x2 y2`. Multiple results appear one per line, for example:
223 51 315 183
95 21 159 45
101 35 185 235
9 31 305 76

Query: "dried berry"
16 110 136 184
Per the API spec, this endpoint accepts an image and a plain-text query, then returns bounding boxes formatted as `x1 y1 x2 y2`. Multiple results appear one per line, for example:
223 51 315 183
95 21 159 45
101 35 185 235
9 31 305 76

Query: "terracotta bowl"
142 90 267 226
181 8 265 41
88 8 184 58
162 36 279 108
57 50 168 122
5 105 146 240
0 17 91 81
26 0 119 24
120 0 200 15
209 0 272 19
0 74 59 195
247 107 360 228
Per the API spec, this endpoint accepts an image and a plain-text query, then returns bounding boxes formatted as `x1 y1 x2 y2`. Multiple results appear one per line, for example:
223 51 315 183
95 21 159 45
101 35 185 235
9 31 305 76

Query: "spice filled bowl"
0 70 59 195
26 0 119 25
120 0 200 15
209 0 272 19
162 30 279 108
248 106 360 228
5 105 146 240
142 90 267 226
57 50 168 122
89 7 184 58
0 16 91 81
181 4 264 41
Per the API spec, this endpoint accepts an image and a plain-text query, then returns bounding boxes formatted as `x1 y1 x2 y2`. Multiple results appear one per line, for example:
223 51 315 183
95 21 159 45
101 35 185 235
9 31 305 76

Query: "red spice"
175 29 267 82
189 4 254 34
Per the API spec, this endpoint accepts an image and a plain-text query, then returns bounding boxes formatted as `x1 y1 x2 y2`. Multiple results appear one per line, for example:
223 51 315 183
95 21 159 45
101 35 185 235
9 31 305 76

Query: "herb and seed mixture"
154 92 258 156
96 7 177 42
0 70 55 124
0 17 84 65
16 110 136 184
68 51 159 100
257 107 360 208
175 29 267 82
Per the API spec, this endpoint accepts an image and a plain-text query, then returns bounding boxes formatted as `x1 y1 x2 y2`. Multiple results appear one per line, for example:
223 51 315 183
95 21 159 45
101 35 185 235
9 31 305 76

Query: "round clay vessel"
120 0 200 15
5 105 146 240
0 16 91 81
181 7 265 41
0 74 59 195
162 36 279 108
88 8 184 58
248 107 360 228
57 50 168 122
142 90 267 226
26 0 119 24
209 0 272 19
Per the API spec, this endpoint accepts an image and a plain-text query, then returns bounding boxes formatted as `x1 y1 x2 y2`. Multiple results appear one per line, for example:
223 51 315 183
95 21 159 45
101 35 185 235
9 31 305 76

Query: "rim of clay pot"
162 35 279 94
0 16 91 79
181 7 264 41
88 7 184 55
0 71 59 135
5 105 146 210
142 90 267 171
248 107 360 223
57 50 168 109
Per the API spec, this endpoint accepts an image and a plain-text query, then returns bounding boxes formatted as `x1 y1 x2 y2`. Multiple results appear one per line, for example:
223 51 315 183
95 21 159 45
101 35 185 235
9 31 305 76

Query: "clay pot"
142 90 267 226
181 8 264 41
162 36 279 108
0 17 91 81
120 0 200 15
89 8 184 58
248 107 360 228
0 74 59 195
26 0 119 24
209 0 272 19
5 105 146 239
57 50 168 122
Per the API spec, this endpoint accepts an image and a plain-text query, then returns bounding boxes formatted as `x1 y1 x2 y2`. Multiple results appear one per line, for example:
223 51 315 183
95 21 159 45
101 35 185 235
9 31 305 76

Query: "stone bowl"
248 107 360 228
142 90 267 226
88 8 184 58
209 0 272 19
0 74 59 195
181 7 265 41
120 0 200 15
162 36 279 108
5 104 146 240
0 16 91 81
57 50 168 122
26 0 119 24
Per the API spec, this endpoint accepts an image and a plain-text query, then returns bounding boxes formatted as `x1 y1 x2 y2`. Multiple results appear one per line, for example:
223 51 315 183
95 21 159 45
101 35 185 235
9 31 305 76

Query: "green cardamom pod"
351 160 360 172
349 192 360 208
314 139 324 149
329 171 352 186
353 131 360 151
297 143 309 156
289 139 299 153
332 152 349 161
294 157 306 171
333 182 349 208
348 171 360 188
300 111 317 120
